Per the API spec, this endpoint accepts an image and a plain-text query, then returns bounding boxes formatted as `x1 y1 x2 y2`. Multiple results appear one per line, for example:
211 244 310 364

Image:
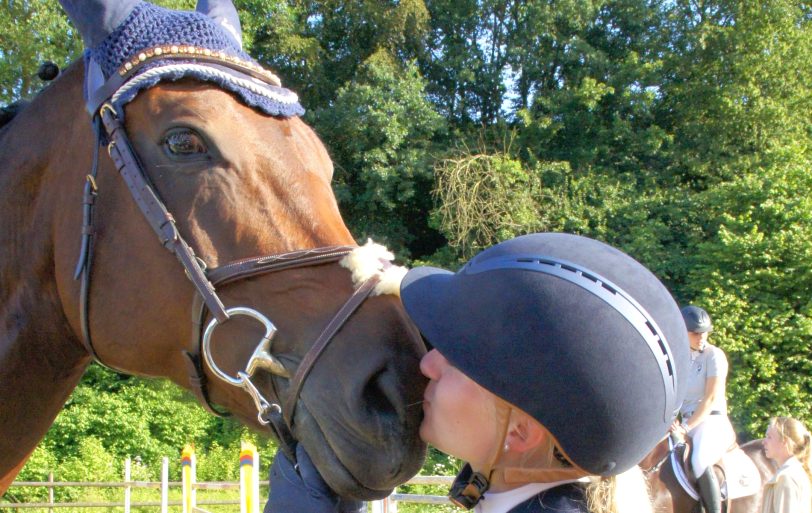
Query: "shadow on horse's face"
65 79 427 499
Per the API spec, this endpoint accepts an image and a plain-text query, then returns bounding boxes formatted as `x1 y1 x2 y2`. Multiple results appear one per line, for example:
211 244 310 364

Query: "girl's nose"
419 348 445 379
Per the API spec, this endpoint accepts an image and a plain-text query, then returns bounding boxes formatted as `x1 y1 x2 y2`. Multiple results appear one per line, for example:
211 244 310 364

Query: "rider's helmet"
681 305 713 333
401 233 690 477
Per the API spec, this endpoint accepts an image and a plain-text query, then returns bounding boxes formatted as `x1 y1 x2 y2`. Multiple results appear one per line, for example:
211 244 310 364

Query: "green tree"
249 0 430 111
646 0 812 437
0 0 79 103
510 0 672 175
419 0 518 126
658 0 812 189
686 161 812 437
41 377 215 469
315 51 445 256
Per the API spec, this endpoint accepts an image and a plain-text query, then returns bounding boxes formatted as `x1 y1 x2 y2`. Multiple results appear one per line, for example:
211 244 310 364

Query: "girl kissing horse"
0 1 426 500
641 437 775 513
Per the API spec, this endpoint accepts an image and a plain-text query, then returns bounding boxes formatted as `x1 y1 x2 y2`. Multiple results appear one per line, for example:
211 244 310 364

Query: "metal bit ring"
202 306 288 386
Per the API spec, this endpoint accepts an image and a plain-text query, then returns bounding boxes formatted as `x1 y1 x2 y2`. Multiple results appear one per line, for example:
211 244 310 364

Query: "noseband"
74 54 388 461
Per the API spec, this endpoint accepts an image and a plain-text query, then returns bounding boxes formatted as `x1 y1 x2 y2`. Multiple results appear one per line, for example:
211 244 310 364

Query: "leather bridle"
74 53 386 461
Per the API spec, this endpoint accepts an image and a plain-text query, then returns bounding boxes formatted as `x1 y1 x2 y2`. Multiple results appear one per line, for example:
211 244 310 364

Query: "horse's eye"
163 128 207 156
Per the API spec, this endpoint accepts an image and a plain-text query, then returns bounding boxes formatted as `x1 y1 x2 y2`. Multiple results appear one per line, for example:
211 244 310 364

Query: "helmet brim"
400 265 458 353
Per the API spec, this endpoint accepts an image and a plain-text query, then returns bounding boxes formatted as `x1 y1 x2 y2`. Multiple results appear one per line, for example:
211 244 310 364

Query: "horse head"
0 0 426 499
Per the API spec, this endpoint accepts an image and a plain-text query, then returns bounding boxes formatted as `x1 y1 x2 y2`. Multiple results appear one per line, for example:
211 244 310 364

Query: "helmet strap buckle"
449 463 491 509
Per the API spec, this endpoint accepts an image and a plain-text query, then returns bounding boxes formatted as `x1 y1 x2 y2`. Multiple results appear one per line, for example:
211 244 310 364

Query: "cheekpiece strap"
449 463 491 510
98 104 228 322
281 275 381 427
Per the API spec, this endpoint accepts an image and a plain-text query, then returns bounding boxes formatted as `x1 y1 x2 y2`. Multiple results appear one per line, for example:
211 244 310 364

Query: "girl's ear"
504 410 546 453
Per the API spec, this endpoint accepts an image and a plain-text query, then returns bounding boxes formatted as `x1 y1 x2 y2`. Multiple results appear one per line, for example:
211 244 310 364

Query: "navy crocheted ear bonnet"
86 1 304 117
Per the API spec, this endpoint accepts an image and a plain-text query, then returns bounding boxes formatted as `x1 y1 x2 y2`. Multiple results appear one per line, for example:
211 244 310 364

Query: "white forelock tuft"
374 265 408 297
339 239 407 297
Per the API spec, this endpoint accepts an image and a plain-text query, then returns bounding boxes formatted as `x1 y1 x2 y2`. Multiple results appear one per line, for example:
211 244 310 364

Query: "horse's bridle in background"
74 52 386 461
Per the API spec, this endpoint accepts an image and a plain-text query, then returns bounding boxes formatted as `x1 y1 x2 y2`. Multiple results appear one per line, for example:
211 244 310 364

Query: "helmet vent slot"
469 253 679 421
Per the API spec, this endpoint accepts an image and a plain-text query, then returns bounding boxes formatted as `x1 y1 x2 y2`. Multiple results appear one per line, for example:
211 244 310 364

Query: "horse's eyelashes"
163 128 208 158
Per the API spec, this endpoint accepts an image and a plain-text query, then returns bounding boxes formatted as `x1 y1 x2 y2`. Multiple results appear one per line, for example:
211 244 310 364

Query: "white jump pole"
124 458 131 513
161 457 169 513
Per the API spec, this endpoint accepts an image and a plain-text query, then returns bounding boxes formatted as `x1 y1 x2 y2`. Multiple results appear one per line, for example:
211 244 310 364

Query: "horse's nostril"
362 367 401 422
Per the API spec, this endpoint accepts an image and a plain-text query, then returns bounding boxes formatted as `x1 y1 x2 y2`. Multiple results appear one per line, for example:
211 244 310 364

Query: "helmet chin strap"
500 461 590 484
449 402 591 509
448 403 512 509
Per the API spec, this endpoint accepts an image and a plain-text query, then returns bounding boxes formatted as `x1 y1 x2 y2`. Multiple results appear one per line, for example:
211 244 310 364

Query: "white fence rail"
1 460 454 512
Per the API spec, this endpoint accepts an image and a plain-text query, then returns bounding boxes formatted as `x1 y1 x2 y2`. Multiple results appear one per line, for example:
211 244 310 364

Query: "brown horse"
0 56 427 499
641 437 776 513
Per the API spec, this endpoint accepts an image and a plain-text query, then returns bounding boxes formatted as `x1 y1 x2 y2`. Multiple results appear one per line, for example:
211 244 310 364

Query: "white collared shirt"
476 478 588 513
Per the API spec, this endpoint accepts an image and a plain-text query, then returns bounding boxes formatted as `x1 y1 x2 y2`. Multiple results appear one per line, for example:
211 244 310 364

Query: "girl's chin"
418 423 435 447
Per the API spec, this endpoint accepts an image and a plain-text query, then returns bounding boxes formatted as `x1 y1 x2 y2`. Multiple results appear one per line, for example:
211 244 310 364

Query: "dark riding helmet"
681 305 713 333
401 233 690 476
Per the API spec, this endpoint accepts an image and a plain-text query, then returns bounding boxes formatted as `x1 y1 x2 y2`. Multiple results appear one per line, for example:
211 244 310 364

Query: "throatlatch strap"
75 116 110 366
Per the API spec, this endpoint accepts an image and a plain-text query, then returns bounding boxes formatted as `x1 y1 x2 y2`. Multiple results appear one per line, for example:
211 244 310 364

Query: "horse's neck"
0 61 91 489
0 61 87 329
0 271 88 494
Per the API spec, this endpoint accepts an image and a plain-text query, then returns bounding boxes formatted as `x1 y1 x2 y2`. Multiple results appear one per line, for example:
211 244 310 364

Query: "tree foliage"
8 370 277 502
315 51 445 256
0 0 79 103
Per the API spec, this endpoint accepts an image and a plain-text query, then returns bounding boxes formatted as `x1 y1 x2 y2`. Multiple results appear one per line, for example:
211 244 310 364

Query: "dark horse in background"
0 5 427 500
641 437 776 513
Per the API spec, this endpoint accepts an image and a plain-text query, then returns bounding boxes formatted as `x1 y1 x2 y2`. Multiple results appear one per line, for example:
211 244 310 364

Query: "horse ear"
58 0 140 48
195 0 243 50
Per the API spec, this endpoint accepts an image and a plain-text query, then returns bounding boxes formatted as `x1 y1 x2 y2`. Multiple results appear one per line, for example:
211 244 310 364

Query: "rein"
643 449 672 476
642 435 678 476
74 53 382 462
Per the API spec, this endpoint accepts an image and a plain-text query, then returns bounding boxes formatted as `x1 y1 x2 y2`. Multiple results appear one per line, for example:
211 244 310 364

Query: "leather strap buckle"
449 463 490 510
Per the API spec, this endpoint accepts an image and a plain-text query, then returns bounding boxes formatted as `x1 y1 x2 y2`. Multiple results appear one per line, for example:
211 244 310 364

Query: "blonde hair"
770 416 812 484
484 398 654 513
585 465 653 513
